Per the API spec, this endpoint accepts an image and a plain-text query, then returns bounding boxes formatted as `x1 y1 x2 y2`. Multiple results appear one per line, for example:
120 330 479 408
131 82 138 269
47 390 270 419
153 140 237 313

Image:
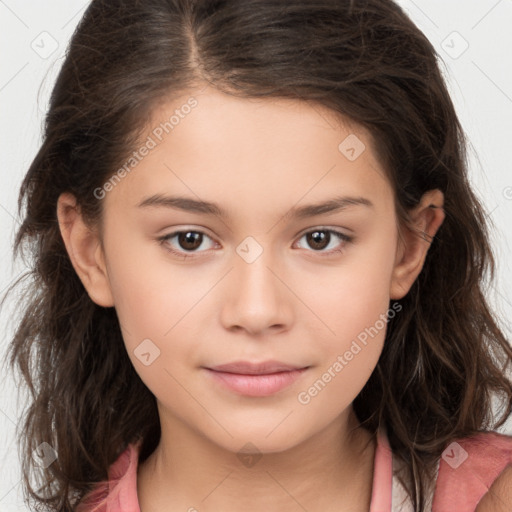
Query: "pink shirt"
76 428 512 511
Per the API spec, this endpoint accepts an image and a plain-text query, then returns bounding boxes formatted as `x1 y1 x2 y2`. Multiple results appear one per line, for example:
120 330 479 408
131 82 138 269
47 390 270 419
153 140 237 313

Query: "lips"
203 361 310 397
206 360 308 375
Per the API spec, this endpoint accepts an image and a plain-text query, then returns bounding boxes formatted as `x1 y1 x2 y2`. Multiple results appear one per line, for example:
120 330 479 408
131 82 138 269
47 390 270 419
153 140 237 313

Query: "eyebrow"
137 193 374 219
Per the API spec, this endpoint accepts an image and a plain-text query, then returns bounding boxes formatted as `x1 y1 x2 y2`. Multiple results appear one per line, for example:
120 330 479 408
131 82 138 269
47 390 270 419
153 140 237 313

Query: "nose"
220 245 294 336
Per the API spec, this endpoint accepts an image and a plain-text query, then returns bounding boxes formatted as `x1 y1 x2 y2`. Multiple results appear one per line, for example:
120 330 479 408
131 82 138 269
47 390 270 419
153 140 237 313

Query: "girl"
3 0 512 510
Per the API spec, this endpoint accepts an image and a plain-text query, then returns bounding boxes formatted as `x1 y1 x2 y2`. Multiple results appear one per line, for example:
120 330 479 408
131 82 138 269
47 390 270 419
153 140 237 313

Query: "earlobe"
56 192 115 307
390 189 445 300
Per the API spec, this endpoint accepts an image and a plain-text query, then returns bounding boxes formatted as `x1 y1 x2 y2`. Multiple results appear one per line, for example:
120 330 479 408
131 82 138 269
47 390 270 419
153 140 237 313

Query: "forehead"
103 87 392 218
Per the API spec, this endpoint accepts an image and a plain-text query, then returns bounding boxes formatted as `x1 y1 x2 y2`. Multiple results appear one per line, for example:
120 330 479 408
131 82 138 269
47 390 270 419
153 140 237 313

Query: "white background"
1 1 511 509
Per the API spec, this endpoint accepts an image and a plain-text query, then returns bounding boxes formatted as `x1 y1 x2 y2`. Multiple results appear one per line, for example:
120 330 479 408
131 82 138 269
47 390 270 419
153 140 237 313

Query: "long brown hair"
3 0 511 510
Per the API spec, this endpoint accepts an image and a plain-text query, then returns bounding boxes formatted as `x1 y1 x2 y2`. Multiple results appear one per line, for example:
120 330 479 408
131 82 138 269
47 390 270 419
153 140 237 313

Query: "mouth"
203 360 310 397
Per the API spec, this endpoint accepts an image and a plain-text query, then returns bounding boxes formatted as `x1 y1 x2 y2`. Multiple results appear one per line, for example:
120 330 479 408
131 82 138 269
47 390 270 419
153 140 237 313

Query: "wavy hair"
3 0 511 510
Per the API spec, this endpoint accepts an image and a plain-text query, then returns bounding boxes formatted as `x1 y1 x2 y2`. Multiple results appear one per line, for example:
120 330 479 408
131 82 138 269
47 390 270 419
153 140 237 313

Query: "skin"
57 86 445 511
476 464 512 511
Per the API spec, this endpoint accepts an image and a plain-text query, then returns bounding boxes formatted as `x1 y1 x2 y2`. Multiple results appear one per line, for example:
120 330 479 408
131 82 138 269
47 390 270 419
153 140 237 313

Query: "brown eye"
177 231 203 251
295 228 352 255
306 230 330 250
158 229 217 258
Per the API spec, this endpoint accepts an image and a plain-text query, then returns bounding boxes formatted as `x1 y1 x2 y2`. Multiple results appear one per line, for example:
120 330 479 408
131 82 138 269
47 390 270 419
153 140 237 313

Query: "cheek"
101 227 187 363
297 270 392 416
314 229 397 341
104 220 205 334
300 228 397 393
106 253 202 400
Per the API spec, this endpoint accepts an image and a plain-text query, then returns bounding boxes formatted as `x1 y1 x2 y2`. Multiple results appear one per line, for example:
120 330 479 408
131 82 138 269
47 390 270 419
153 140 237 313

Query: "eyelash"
157 228 353 260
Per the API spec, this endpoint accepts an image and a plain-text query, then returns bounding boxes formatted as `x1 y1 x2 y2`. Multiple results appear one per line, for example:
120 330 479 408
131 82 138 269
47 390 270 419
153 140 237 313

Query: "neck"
137 407 376 512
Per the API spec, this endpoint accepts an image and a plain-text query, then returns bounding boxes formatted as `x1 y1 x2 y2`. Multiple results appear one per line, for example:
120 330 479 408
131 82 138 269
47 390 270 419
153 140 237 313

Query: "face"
86 87 405 453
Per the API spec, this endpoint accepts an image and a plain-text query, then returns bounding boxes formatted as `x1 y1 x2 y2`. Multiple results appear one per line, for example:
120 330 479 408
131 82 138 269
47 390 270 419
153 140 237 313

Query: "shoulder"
432 430 512 512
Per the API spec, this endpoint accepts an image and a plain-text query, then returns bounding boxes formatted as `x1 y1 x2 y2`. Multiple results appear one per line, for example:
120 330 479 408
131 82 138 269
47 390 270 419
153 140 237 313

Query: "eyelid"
294 225 351 238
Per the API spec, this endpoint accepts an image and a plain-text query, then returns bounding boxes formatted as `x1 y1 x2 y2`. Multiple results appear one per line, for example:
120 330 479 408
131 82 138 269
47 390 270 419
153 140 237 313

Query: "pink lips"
204 360 309 397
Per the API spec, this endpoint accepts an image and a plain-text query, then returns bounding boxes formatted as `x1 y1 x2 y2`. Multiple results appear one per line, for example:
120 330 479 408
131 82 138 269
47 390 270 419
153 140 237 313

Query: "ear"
56 192 115 307
390 189 445 300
